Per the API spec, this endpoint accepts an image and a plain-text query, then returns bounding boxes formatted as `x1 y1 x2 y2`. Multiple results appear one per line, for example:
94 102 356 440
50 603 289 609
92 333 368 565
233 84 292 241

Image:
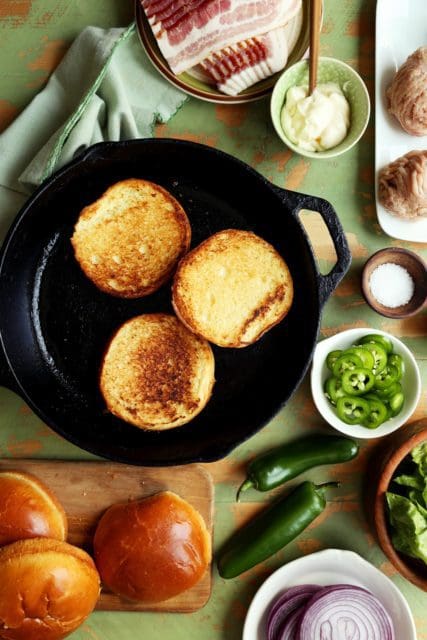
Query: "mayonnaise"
280 82 350 152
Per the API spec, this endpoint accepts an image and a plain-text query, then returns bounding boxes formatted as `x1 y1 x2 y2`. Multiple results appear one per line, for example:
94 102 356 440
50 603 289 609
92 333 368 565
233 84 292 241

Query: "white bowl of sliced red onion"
243 548 416 640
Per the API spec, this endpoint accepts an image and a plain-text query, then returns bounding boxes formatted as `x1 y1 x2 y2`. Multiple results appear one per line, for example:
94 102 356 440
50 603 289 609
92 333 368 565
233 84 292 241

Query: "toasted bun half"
71 179 191 298
0 471 67 546
172 229 294 347
0 538 100 640
99 313 215 430
93 491 211 603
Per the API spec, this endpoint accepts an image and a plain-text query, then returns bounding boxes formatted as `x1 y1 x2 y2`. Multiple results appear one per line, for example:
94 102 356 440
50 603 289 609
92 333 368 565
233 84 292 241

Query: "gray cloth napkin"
0 23 188 241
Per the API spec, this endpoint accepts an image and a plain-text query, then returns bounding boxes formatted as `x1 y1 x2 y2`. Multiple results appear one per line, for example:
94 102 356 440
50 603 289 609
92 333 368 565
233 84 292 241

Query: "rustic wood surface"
0 1 426 639
0 459 214 612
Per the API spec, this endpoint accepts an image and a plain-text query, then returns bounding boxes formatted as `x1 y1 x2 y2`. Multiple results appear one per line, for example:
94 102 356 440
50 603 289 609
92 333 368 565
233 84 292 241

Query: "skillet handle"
0 339 19 393
272 186 352 307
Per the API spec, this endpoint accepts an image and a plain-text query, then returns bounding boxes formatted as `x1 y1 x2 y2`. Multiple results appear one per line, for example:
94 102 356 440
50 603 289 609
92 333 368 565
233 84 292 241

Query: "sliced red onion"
277 607 305 640
297 584 395 640
267 585 321 640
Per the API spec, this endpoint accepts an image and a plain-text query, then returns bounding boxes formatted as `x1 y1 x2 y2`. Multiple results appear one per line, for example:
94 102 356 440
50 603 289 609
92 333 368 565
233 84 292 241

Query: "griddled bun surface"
99 313 215 430
71 179 191 298
172 229 294 348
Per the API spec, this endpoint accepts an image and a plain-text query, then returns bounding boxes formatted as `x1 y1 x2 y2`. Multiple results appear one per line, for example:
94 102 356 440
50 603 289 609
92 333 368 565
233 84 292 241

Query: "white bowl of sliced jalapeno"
310 329 421 439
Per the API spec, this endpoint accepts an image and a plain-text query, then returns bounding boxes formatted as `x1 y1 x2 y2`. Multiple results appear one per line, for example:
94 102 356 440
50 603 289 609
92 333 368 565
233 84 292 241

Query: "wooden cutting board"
0 459 214 612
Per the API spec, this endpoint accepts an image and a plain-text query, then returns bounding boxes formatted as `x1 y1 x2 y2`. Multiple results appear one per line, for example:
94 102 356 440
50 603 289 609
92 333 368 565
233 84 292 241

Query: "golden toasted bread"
172 229 293 348
99 314 215 430
71 179 191 298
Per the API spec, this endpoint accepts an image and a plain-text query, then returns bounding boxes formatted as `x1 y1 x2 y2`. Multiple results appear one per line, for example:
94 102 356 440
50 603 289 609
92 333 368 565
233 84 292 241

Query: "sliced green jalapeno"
324 376 345 405
345 347 375 370
374 364 400 390
376 381 402 400
336 396 370 424
324 334 407 431
342 368 375 396
363 397 388 429
332 353 363 378
357 342 387 375
364 392 384 402
326 350 343 372
388 353 404 380
389 391 404 417
357 334 393 354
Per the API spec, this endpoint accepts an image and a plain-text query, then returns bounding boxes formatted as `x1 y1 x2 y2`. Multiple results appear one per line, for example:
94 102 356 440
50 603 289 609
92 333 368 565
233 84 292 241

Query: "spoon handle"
309 0 322 94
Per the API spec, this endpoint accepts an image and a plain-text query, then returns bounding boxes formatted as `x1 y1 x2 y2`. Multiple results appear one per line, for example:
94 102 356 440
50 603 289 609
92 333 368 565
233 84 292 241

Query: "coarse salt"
369 262 414 308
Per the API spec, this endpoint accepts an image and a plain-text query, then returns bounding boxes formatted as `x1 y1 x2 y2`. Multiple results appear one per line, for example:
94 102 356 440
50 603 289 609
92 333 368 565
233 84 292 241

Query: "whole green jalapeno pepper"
218 481 339 579
236 435 358 500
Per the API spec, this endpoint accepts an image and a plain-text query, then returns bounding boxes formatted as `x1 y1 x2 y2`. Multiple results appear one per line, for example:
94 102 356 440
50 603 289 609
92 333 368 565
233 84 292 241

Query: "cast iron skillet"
0 139 351 466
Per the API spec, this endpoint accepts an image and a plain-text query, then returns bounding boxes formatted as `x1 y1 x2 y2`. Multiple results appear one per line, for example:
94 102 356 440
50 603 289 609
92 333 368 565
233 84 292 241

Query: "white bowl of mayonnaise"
270 57 370 159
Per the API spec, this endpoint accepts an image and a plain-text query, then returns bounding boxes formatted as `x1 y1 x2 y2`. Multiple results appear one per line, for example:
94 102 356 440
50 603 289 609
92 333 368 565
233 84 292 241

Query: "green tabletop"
0 1 426 639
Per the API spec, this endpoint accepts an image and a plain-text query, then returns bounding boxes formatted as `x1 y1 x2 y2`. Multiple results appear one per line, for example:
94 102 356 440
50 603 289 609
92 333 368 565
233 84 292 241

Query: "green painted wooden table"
0 1 426 638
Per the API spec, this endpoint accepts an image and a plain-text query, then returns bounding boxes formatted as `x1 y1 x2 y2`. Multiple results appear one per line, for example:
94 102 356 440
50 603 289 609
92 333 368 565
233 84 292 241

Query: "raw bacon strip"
199 28 288 96
141 0 301 74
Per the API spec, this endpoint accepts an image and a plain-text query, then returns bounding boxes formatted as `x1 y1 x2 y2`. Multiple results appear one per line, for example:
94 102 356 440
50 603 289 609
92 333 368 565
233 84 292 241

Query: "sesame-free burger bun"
0 470 67 546
93 491 211 603
0 538 100 640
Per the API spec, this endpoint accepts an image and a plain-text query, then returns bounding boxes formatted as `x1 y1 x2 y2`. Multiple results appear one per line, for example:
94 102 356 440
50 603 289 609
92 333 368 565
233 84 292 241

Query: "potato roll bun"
71 179 191 298
93 491 211 604
0 470 67 546
172 229 294 348
0 538 100 640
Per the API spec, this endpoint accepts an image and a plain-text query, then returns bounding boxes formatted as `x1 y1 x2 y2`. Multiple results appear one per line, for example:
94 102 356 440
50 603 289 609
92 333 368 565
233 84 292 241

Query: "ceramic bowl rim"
310 328 421 439
270 56 371 159
242 548 416 640
361 247 427 319
373 420 427 591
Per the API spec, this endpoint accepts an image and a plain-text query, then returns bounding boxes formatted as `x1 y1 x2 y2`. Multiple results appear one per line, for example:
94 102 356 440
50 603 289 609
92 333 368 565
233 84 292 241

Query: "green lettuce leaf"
386 492 427 534
393 474 424 490
412 442 427 477
386 492 427 565
408 490 427 519
392 529 427 565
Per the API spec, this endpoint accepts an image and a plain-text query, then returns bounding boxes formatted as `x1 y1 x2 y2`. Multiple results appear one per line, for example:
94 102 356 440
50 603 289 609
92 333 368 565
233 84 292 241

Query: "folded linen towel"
0 23 187 241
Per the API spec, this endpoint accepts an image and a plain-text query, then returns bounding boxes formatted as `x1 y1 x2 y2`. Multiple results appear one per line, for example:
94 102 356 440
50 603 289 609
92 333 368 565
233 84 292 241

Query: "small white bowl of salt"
361 248 427 319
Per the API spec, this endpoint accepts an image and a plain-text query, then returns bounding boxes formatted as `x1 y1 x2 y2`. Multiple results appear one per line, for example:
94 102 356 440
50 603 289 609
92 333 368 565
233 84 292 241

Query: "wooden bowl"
374 418 427 590
361 248 427 318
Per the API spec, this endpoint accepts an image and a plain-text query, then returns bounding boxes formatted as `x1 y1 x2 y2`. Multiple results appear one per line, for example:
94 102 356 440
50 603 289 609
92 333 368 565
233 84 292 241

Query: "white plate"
243 549 416 640
310 328 421 440
375 0 427 242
